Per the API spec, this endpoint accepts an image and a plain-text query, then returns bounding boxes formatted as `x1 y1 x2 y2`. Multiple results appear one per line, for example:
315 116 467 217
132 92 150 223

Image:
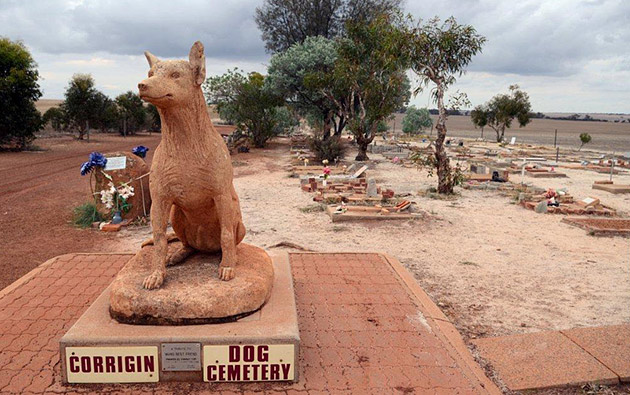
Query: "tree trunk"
355 143 369 161
496 126 505 143
334 114 346 137
322 112 333 140
354 129 370 161
434 84 453 194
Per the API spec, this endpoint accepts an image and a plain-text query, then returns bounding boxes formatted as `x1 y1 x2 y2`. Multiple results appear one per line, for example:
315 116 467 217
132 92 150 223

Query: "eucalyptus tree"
471 85 532 142
255 0 403 53
408 17 486 194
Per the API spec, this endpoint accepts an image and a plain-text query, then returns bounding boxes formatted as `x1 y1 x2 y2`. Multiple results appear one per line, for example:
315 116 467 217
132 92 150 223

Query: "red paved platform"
0 252 498 394
473 325 630 391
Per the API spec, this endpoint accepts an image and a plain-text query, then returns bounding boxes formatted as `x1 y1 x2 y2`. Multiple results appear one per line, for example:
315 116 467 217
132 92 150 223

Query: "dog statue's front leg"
143 198 172 289
214 194 238 281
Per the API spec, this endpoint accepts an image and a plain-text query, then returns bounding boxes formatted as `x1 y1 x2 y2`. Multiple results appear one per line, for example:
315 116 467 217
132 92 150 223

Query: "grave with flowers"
80 147 152 230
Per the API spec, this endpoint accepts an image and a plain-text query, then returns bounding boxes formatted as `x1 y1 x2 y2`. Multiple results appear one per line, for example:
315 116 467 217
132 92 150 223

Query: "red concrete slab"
562 325 630 382
473 331 619 391
0 251 499 393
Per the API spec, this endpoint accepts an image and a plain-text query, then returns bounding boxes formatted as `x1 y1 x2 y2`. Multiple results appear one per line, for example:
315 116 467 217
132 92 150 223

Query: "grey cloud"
406 0 630 76
1 0 268 60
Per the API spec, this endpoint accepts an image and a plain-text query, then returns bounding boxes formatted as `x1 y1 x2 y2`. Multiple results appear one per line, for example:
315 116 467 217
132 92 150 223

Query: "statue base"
59 251 299 384
109 242 274 325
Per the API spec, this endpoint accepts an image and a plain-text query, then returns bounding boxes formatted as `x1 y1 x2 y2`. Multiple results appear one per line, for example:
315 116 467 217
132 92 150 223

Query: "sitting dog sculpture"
137 41 246 289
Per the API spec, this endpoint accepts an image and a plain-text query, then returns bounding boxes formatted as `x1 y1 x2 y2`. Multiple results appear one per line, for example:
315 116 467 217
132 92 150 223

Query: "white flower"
119 185 135 199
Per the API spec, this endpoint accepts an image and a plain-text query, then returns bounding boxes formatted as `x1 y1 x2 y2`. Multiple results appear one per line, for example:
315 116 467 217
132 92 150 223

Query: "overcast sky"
2 0 628 113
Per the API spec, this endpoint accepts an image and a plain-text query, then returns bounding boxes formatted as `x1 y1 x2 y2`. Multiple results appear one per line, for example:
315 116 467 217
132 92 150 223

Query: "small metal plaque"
161 343 201 371
104 156 127 171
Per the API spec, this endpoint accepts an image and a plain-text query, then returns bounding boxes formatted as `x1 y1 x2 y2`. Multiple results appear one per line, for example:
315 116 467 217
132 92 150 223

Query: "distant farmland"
388 113 630 153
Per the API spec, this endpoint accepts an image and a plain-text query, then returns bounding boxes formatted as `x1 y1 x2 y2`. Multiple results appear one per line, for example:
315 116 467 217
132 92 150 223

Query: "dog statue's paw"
219 266 235 281
142 270 165 289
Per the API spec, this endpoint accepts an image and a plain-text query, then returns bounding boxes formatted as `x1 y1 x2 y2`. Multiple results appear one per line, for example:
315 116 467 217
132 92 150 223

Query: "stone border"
562 217 630 237
380 253 501 395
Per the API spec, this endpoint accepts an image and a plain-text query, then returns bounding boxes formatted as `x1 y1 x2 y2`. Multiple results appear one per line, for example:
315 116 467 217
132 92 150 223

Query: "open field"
388 113 630 153
34 99 63 114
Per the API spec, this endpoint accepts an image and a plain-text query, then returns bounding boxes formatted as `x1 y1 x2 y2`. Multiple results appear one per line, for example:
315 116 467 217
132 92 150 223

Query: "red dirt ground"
0 133 162 290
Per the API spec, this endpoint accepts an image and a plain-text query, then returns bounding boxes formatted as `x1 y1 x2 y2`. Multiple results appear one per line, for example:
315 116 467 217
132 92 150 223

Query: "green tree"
42 106 67 132
471 85 532 143
255 0 402 53
470 105 488 138
0 38 42 149
579 132 591 151
402 106 432 134
273 106 300 135
267 36 345 138
315 14 411 160
115 91 147 136
408 17 486 194
62 74 106 139
204 70 285 148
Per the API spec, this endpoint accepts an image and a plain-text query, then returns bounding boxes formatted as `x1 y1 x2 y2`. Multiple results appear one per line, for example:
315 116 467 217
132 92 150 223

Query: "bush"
402 106 432 134
309 135 346 162
579 132 592 151
273 106 299 136
42 107 67 131
73 202 104 228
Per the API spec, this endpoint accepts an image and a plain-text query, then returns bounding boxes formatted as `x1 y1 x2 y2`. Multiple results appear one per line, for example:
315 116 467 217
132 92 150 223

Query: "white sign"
65 346 159 383
105 156 127 171
162 343 201 371
510 137 516 145
203 344 295 382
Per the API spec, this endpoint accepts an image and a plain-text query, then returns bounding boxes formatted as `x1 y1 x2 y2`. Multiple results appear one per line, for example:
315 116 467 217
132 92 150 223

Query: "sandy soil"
0 133 161 290
109 138 630 340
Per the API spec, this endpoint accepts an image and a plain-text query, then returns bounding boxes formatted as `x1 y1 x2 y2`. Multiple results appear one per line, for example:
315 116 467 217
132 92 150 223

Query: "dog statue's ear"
188 41 206 85
144 51 160 68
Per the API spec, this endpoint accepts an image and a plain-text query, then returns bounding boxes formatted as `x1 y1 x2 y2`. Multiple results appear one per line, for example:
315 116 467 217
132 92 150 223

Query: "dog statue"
137 41 246 289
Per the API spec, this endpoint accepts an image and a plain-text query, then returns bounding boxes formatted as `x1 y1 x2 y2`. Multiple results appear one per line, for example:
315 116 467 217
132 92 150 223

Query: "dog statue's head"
138 41 206 109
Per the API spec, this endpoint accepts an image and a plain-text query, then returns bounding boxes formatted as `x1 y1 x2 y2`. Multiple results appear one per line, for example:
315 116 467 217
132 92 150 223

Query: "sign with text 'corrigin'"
65 346 159 383
203 344 295 382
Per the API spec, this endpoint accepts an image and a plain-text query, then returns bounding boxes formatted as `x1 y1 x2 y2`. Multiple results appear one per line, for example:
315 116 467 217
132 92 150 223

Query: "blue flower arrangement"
80 152 108 176
132 145 149 158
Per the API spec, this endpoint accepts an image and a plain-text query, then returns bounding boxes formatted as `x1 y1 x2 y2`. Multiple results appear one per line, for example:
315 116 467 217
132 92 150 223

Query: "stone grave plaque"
162 343 201 371
105 156 127 171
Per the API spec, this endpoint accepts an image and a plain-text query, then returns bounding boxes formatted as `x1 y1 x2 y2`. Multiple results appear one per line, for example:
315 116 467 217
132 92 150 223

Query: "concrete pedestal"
59 251 299 384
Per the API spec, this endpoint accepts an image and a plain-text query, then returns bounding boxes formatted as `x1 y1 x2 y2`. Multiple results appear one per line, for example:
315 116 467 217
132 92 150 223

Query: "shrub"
402 106 432 134
42 107 67 131
73 202 104 228
579 132 592 151
309 135 346 162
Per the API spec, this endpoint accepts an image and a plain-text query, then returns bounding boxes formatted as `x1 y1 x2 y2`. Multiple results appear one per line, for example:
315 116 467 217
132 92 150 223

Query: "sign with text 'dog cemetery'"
203 344 295 382
64 346 159 383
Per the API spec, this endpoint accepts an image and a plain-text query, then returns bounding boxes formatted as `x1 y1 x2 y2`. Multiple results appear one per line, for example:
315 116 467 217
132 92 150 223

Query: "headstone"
366 179 378 197
510 137 516 145
535 200 548 213
351 165 369 179
470 164 486 174
94 151 152 221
